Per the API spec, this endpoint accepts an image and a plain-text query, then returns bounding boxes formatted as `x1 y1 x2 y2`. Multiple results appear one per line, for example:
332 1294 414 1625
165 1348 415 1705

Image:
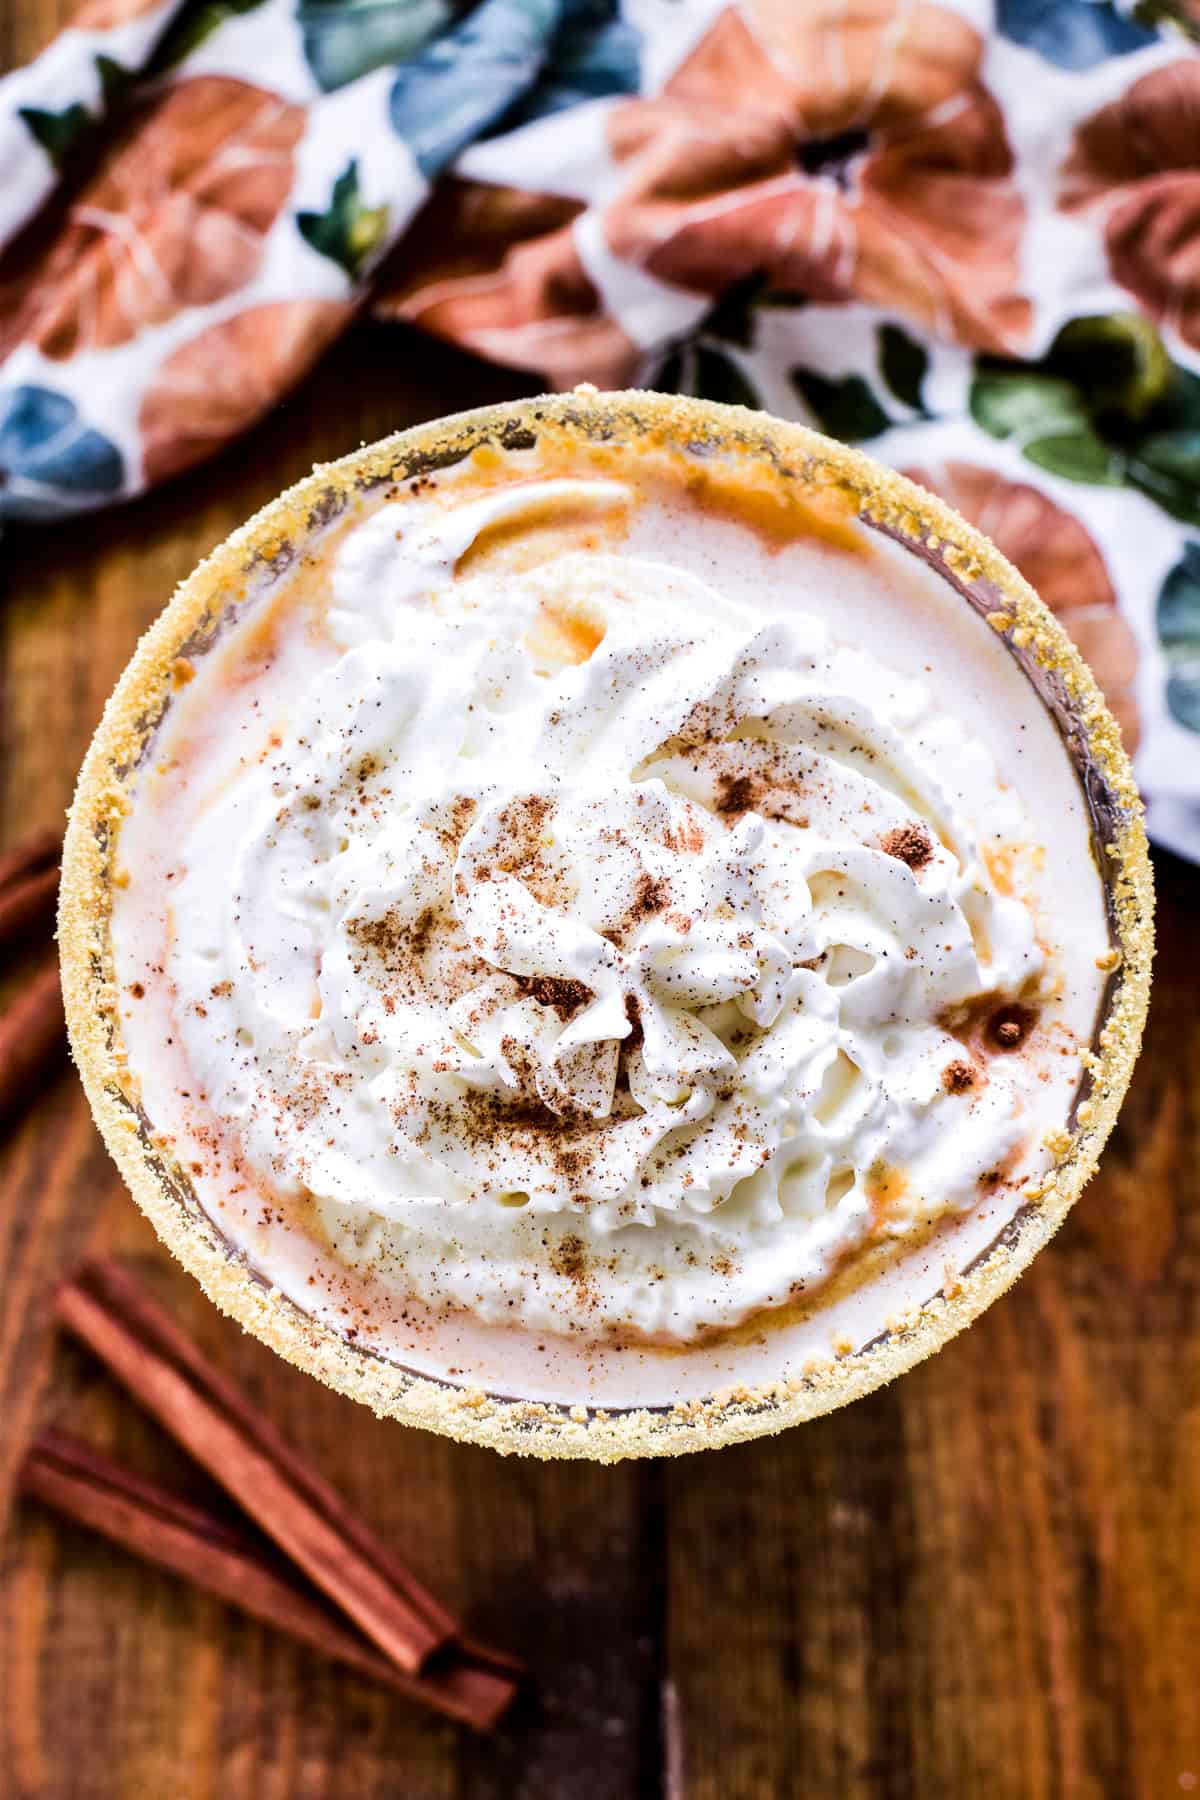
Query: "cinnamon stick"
0 830 58 900
0 863 59 949
56 1261 451 1676
0 954 65 1121
20 1430 518 1731
0 832 64 1119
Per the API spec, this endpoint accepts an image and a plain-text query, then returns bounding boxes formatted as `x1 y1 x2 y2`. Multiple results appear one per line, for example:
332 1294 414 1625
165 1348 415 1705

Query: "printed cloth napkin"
1 0 1197 852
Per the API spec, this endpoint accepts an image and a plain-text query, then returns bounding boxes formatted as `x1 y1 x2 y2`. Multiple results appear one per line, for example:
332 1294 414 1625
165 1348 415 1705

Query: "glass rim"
59 388 1154 1461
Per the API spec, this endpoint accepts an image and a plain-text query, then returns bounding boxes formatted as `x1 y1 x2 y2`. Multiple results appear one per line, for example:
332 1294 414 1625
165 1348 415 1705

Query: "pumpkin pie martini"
60 392 1151 1458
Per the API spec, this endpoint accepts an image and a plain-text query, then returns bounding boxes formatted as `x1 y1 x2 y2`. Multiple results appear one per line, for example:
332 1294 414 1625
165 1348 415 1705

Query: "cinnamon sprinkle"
549 1233 589 1286
880 823 933 869
514 974 593 1019
348 905 438 980
491 795 562 905
714 771 759 818
665 815 706 854
942 1059 976 1095
631 871 669 919
436 794 478 854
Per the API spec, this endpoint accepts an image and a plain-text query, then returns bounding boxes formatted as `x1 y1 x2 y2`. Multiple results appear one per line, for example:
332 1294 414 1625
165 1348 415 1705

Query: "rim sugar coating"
60 390 1153 1461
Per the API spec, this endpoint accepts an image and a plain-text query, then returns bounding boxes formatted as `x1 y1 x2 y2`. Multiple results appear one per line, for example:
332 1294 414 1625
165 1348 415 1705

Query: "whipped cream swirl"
171 479 1046 1341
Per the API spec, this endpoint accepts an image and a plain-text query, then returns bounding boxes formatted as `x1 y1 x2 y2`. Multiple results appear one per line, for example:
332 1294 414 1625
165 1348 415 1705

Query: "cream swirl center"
169 480 1048 1339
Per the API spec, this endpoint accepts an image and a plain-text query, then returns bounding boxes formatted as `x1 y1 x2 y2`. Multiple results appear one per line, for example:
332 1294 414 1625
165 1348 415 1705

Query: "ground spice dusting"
880 822 934 869
665 815 706 854
601 870 673 948
632 871 669 919
349 905 437 977
420 1082 608 1172
714 771 760 817
550 1233 589 1286
553 1146 589 1184
436 794 478 853
514 975 593 1019
942 1059 976 1094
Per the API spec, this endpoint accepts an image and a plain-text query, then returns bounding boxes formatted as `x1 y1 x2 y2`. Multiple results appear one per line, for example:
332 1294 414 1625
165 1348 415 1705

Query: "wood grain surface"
0 115 1197 1791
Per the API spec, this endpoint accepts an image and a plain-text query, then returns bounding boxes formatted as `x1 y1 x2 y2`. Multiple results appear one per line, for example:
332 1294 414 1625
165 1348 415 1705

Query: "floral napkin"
1 0 1197 852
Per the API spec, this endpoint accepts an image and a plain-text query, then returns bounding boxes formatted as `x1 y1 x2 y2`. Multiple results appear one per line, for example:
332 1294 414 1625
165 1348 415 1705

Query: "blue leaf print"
0 385 125 518
1157 542 1200 732
995 0 1157 68
388 0 562 179
484 0 640 136
299 0 461 96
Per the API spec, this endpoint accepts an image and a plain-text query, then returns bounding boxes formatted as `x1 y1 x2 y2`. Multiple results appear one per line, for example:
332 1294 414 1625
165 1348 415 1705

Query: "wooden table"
0 297 1197 1795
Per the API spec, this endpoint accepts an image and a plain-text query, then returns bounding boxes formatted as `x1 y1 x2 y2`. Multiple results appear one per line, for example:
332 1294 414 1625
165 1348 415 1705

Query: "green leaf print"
18 102 92 168
297 161 390 279
692 345 762 410
971 369 1124 483
878 322 928 413
790 368 890 442
1123 364 1200 526
700 275 770 350
1128 432 1200 528
95 54 130 105
18 54 129 170
151 0 269 74
655 346 684 395
1131 0 1200 46
1050 312 1171 420
654 342 762 409
1023 430 1124 485
1156 543 1200 731
654 275 808 393
970 372 1090 442
970 314 1200 519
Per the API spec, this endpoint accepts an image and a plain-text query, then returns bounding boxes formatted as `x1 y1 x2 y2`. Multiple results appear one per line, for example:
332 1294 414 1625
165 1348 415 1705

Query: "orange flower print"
8 78 305 362
605 0 1030 354
139 299 350 484
906 460 1141 748
372 178 641 388
73 0 169 27
1061 62 1200 353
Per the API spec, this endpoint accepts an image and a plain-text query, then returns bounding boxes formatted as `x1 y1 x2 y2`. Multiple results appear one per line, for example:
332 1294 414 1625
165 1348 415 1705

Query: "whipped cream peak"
329 478 633 648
